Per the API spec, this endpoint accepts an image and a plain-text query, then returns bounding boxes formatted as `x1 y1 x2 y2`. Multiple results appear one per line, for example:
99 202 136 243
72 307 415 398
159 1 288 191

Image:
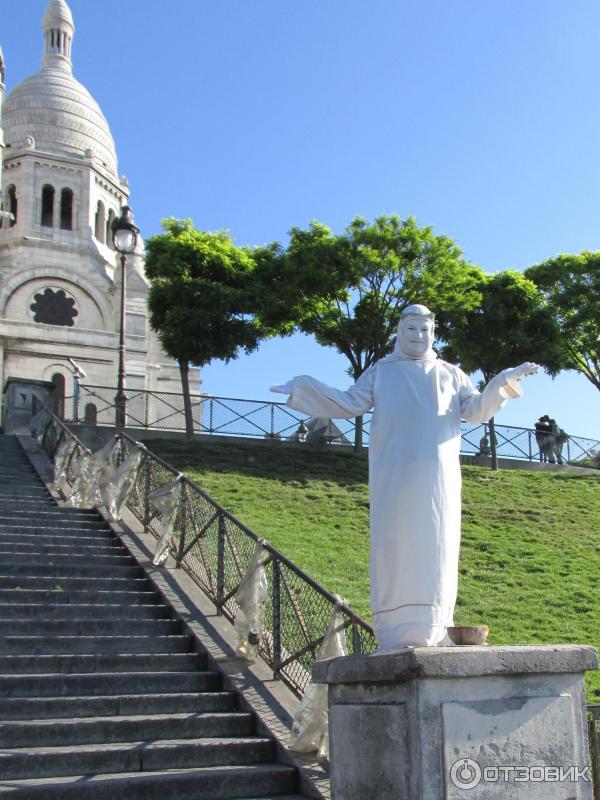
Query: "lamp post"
111 205 139 429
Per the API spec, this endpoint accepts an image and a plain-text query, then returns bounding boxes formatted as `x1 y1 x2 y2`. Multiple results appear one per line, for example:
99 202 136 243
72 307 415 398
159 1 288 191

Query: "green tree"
525 252 600 392
257 215 484 448
145 219 263 437
441 270 563 469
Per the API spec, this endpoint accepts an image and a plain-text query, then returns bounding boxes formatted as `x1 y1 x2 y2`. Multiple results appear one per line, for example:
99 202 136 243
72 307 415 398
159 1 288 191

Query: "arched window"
8 184 17 227
106 209 116 249
0 184 17 228
60 188 74 230
51 373 66 419
41 184 55 227
84 403 98 425
95 200 106 243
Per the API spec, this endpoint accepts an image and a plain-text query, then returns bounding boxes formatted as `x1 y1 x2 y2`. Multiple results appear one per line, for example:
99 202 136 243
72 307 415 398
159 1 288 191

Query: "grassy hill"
142 436 600 701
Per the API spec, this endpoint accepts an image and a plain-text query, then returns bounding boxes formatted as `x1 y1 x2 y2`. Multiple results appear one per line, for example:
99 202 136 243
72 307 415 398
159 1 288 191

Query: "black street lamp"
111 205 139 428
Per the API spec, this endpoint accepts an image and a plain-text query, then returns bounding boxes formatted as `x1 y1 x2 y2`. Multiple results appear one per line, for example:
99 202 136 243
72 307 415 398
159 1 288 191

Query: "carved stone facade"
0 0 198 418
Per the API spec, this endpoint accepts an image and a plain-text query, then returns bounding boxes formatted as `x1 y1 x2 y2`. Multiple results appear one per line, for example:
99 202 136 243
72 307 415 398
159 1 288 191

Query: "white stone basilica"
0 0 196 423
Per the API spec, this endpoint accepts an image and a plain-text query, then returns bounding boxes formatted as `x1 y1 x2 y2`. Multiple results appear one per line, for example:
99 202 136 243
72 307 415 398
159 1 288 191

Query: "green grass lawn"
142 435 600 701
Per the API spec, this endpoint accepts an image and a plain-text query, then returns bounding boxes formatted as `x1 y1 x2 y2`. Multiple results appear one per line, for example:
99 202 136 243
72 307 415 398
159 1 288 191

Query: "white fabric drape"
287 357 520 649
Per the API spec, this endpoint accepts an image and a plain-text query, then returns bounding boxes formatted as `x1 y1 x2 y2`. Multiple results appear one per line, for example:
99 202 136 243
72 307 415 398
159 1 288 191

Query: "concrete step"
0 763 298 799
0 522 110 533
0 563 143 578
0 736 275 779
0 472 39 479
0 603 173 620
0 711 255 748
0 497 58 508
0 690 237 720
0 635 193 655
0 507 100 519
0 434 305 799
0 532 117 546
0 589 160 605
0 619 182 637
0 670 221 697
0 542 128 557
0 489 51 499
0 552 136 566
0 652 205 675
0 575 153 591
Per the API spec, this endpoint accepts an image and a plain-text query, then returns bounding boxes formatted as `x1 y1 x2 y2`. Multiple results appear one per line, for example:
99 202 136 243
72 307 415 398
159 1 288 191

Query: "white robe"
286 354 520 649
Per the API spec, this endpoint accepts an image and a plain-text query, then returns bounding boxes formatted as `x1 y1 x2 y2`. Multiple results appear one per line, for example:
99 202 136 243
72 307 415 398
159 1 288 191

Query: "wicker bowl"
446 625 489 646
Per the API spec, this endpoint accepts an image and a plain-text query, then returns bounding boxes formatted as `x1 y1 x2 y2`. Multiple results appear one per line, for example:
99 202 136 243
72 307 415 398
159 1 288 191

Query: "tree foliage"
257 214 484 381
525 252 600 391
441 270 564 382
145 219 263 435
441 270 564 469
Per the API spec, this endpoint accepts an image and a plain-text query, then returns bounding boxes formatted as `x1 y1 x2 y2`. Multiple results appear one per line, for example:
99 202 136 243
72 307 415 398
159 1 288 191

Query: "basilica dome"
3 0 118 176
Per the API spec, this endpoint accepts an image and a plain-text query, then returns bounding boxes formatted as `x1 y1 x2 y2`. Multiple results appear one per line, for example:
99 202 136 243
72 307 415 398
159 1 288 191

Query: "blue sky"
3 1 600 441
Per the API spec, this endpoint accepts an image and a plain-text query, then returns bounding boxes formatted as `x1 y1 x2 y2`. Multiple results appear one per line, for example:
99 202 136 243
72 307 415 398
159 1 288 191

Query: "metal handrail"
38 410 377 697
67 384 600 466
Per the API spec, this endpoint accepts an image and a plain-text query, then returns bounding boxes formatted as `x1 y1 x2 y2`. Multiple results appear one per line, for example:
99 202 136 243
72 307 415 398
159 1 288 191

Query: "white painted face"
398 316 435 358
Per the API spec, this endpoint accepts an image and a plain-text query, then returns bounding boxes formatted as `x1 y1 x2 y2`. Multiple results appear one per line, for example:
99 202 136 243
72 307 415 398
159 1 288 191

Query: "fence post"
528 430 532 461
209 399 214 435
272 559 282 680
142 457 152 532
351 621 362 655
175 489 187 569
270 403 275 437
216 513 226 614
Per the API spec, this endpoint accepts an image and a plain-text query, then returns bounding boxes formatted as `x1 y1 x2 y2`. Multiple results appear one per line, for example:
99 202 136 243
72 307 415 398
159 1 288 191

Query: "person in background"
534 415 552 463
550 419 568 465
478 433 490 456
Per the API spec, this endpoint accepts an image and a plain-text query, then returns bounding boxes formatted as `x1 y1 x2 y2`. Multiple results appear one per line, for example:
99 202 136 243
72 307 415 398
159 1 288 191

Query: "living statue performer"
271 304 538 650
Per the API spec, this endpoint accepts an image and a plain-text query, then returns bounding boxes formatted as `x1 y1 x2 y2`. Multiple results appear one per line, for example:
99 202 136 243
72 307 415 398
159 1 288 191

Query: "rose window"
30 288 78 327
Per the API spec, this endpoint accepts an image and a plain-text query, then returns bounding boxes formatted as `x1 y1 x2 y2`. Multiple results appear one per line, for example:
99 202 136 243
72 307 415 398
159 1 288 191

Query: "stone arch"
1 184 18 228
41 184 55 227
95 200 106 243
51 372 66 418
0 267 111 330
39 363 70 415
60 187 74 230
106 208 116 250
84 402 98 425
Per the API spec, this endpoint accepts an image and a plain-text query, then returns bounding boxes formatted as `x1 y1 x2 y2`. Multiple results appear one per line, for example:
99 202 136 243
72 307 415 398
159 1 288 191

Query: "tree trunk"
354 415 363 452
178 359 194 440
489 416 498 471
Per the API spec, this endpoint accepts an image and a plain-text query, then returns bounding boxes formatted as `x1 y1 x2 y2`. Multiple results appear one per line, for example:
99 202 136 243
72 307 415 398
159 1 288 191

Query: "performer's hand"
270 380 294 395
504 362 539 382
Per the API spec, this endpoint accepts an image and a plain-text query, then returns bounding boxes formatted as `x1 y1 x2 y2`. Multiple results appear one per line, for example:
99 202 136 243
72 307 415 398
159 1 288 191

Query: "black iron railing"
38 410 377 697
68 384 600 467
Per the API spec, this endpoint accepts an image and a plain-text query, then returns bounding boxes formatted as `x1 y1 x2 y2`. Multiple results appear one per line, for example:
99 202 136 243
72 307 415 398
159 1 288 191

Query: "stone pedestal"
313 645 598 799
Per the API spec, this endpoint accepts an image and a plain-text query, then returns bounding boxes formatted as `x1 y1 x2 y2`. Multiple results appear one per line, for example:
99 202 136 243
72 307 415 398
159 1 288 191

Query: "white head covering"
386 303 437 362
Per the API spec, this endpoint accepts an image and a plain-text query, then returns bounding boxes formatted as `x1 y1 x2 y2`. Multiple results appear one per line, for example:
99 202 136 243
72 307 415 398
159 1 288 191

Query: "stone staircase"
0 434 308 799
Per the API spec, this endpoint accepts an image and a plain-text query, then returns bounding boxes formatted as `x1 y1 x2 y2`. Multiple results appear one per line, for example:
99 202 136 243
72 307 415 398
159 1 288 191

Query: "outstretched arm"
460 362 539 424
270 370 375 420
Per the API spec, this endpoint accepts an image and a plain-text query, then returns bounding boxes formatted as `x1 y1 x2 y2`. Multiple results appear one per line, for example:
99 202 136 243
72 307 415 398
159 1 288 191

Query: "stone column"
313 644 598 800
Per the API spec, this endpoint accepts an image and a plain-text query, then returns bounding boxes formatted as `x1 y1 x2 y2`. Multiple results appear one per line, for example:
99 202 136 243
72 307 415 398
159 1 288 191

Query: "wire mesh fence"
39 410 377 697
69 384 600 467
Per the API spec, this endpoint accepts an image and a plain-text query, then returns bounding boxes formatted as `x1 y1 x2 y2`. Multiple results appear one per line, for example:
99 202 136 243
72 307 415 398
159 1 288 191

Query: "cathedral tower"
0 0 193 422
